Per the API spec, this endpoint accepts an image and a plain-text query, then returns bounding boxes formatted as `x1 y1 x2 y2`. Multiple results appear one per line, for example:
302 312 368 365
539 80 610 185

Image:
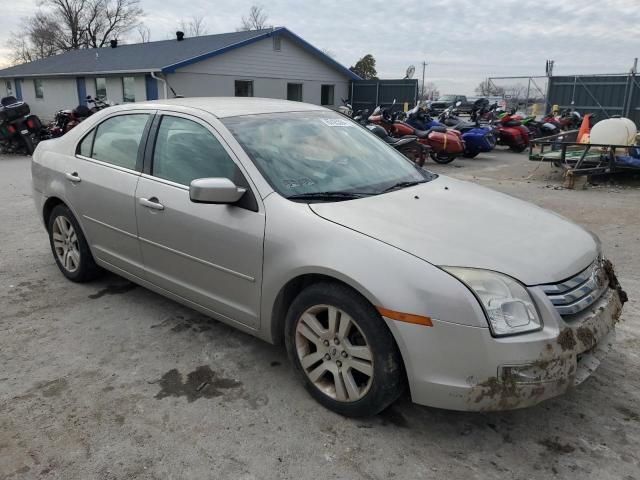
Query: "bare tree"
83 0 143 48
475 79 504 97
8 12 60 64
239 5 269 31
136 24 150 43
419 81 440 101
9 0 144 63
179 15 208 37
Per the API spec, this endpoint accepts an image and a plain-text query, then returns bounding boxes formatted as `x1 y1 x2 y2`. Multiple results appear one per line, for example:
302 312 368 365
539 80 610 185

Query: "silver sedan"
31 97 626 416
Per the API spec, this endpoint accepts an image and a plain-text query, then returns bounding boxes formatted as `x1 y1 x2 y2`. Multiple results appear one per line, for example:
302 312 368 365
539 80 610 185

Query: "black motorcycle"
0 97 44 155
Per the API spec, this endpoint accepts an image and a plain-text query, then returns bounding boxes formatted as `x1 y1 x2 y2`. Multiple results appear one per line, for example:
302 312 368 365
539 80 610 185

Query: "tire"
285 282 404 417
47 204 102 282
462 151 479 158
510 144 527 153
430 151 457 164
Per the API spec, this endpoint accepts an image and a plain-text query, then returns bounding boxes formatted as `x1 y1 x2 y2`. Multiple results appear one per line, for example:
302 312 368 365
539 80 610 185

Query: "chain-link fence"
486 76 549 116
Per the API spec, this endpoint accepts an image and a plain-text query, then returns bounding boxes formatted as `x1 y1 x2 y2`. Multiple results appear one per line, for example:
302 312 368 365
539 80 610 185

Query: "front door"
135 113 265 328
66 112 152 277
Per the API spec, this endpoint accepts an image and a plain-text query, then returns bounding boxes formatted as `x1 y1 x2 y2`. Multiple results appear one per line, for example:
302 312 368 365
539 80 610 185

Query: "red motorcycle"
493 111 530 152
369 106 464 164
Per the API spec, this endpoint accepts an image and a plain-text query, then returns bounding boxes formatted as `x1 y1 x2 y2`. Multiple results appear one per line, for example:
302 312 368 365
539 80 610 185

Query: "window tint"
95 77 107 99
152 116 239 186
235 80 253 97
91 114 149 169
287 83 303 102
34 79 44 99
122 77 135 102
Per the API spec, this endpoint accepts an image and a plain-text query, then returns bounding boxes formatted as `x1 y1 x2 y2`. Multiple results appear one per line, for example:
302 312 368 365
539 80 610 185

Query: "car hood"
309 176 597 285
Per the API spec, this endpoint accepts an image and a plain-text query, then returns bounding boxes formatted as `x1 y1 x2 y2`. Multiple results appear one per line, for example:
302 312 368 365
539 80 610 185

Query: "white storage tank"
590 117 637 145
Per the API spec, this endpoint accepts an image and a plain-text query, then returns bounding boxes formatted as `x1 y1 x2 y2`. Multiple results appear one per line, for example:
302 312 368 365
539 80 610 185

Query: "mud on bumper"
467 288 624 411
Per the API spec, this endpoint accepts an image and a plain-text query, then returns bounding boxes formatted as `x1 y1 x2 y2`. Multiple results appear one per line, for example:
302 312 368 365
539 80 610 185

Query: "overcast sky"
1 0 638 95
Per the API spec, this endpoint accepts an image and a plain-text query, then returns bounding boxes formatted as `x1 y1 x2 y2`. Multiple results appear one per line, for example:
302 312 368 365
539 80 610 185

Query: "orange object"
377 307 433 327
577 114 591 143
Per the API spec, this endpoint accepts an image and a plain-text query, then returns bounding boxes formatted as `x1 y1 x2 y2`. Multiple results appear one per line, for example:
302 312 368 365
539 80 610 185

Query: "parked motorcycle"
492 110 530 152
366 124 429 167
47 104 92 138
46 95 112 138
436 103 496 158
369 103 464 164
0 97 44 155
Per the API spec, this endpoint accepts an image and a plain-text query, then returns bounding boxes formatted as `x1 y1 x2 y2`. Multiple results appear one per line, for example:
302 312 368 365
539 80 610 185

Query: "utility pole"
421 61 427 101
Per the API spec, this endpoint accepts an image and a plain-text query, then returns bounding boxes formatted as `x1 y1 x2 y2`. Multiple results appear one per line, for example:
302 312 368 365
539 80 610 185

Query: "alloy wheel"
295 304 374 402
52 215 80 273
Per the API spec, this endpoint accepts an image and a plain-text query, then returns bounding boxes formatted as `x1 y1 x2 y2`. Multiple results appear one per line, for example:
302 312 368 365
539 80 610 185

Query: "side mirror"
189 178 246 204
455 101 462 107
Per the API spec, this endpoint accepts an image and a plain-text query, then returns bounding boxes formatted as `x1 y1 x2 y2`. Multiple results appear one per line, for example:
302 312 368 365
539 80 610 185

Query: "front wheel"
285 282 404 417
430 151 457 164
462 151 479 158
510 144 527 153
47 204 102 282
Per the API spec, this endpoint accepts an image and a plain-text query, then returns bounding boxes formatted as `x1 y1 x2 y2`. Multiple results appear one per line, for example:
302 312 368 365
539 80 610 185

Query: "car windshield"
223 111 435 201
438 95 456 102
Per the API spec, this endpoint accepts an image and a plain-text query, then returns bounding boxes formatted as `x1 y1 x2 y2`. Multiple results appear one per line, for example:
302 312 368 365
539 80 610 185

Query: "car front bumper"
384 287 624 411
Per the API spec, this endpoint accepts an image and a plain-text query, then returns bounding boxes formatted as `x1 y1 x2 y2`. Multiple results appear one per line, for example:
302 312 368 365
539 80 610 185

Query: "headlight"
442 267 542 336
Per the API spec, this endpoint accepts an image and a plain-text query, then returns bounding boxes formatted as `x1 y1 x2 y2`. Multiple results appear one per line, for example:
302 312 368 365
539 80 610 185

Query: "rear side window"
78 130 94 157
90 114 149 170
152 116 239 186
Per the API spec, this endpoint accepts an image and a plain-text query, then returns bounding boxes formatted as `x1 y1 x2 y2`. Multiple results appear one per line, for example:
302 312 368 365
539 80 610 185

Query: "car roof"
133 97 327 118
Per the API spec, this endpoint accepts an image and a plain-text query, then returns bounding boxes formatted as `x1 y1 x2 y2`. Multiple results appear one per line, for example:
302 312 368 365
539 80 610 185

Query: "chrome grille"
541 257 609 316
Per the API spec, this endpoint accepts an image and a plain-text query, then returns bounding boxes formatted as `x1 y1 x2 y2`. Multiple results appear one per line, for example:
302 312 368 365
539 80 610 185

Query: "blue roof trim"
161 27 361 81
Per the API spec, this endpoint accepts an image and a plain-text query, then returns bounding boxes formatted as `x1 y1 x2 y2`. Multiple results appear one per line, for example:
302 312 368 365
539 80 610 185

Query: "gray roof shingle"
0 27 359 79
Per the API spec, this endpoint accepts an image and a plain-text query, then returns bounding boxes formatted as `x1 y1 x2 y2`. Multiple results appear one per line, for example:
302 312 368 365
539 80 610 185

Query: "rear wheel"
285 282 404 417
48 204 102 282
462 151 479 158
430 151 457 164
510 144 527 153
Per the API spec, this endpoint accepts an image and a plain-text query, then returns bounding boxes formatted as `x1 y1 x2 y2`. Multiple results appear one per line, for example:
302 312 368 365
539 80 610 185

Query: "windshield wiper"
381 180 427 193
287 191 372 202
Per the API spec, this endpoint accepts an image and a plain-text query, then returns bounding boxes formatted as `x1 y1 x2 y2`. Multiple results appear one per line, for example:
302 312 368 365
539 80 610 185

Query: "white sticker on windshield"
321 118 354 127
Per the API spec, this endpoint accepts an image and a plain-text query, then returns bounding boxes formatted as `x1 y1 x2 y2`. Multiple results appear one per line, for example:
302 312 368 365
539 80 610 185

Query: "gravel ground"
1 150 639 480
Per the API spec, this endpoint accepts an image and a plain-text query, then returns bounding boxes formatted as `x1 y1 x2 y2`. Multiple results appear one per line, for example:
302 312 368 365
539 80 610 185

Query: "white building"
0 28 359 120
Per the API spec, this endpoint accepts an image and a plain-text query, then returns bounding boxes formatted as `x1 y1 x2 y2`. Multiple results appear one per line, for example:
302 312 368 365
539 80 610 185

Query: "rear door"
135 112 265 328
65 112 153 277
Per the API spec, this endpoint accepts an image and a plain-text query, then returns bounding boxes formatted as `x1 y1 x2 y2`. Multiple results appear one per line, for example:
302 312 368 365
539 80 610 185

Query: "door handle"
139 197 164 211
65 172 81 183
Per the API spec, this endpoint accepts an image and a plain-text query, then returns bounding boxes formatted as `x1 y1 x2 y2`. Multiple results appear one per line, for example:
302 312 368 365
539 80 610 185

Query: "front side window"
95 77 107 99
152 116 239 186
91 114 149 170
122 77 135 102
235 80 253 97
321 85 334 106
34 79 44 99
287 83 303 102
223 111 432 199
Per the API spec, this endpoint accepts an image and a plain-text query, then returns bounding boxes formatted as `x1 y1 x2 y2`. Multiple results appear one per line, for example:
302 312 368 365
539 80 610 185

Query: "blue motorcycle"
407 103 496 158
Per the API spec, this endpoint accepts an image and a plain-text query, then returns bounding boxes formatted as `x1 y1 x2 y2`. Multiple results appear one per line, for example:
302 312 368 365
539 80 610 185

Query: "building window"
321 85 334 106
6 81 12 96
287 83 303 102
235 80 254 97
34 79 44 99
273 35 281 51
95 77 107 99
122 77 135 102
